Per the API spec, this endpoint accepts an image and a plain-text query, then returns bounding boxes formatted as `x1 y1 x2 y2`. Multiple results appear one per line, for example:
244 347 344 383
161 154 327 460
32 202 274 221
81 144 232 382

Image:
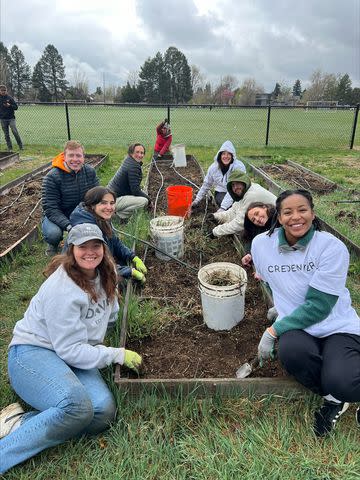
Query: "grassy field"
1 145 359 479
2 104 358 150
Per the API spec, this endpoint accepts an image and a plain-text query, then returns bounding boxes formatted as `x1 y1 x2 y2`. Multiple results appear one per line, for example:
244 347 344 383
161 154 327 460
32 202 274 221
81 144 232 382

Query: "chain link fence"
3 102 359 150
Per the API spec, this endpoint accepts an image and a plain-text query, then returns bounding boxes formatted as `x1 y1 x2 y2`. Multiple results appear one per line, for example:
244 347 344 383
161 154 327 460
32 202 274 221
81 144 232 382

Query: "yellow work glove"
124 349 142 372
131 268 146 284
132 256 147 274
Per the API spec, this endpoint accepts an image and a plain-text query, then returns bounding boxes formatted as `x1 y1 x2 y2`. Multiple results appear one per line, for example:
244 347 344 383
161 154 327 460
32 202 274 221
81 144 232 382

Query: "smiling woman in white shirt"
251 189 360 437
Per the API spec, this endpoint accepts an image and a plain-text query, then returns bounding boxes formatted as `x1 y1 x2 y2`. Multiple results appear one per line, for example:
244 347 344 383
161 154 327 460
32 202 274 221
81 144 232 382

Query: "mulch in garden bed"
260 163 337 194
0 155 106 254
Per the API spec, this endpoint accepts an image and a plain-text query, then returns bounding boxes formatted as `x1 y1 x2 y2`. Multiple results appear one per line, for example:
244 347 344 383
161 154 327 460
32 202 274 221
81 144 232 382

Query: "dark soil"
0 155 105 254
126 157 286 379
260 163 337 194
335 210 359 228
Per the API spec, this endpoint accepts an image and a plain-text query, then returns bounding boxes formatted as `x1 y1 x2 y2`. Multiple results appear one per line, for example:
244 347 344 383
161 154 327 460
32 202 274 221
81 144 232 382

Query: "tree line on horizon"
0 42 359 106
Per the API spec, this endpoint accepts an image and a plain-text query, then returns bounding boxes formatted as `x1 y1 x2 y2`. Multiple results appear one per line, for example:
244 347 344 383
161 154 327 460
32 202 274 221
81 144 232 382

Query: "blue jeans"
0 345 116 474
41 216 64 247
1 118 23 149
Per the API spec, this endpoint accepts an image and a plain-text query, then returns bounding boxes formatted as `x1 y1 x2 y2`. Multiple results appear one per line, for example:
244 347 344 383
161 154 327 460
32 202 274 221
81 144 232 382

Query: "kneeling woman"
0 224 142 474
70 186 147 284
251 190 359 436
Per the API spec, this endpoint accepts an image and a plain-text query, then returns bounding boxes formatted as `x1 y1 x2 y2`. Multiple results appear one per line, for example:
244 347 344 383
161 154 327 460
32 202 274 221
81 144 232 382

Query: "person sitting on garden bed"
0 223 142 475
251 189 360 437
153 118 172 159
108 143 151 221
41 140 99 256
70 186 147 285
191 140 246 213
211 170 276 238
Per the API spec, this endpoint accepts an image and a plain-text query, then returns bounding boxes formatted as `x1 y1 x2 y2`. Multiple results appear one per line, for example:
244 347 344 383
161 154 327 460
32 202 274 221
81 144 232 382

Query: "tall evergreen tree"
292 79 302 97
336 74 352 105
9 45 31 100
0 42 11 86
139 47 192 104
32 61 51 101
163 46 193 103
35 44 68 101
138 52 169 103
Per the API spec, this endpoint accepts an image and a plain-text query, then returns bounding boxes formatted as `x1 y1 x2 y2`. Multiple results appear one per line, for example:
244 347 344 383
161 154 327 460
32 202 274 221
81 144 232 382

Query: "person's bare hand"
241 253 252 267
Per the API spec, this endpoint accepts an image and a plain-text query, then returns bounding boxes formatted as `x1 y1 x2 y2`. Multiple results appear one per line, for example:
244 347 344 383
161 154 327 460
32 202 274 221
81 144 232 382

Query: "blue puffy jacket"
70 203 135 278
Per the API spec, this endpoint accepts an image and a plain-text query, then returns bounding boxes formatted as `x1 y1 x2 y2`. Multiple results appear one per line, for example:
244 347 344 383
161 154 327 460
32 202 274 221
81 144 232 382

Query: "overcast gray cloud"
1 0 359 92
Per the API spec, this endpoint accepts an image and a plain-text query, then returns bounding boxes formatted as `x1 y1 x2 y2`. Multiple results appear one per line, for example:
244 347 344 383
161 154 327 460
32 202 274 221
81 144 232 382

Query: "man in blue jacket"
0 85 23 151
41 140 99 256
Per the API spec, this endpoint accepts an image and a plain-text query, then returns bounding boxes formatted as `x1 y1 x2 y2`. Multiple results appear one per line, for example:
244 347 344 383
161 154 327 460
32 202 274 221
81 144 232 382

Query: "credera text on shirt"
267 261 316 273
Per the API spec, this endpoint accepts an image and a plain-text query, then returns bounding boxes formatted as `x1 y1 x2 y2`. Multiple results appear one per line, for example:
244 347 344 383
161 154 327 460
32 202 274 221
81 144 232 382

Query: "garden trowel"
235 356 260 379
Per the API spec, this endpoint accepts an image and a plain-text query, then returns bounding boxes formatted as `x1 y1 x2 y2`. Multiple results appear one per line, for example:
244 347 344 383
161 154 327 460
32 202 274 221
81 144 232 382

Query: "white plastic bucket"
171 144 187 167
150 215 184 261
198 262 247 331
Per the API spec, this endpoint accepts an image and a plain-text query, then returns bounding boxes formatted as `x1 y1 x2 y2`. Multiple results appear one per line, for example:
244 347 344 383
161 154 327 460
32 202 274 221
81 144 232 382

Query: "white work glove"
258 328 276 366
267 307 278 322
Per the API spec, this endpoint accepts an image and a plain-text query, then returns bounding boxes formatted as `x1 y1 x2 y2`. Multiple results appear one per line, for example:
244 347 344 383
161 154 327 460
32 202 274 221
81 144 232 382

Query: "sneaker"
45 244 58 256
0 402 24 438
314 400 349 437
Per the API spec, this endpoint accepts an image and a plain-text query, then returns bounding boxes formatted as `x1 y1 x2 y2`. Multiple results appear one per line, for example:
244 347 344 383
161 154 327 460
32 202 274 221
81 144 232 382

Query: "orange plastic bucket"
166 185 193 218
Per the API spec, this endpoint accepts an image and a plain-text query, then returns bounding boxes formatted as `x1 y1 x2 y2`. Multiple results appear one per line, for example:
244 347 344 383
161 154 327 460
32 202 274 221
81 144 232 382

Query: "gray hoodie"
10 266 123 369
193 140 246 210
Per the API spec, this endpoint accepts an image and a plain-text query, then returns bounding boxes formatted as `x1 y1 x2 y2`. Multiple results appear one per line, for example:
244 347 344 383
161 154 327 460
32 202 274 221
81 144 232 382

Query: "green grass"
1 145 360 478
4 104 358 149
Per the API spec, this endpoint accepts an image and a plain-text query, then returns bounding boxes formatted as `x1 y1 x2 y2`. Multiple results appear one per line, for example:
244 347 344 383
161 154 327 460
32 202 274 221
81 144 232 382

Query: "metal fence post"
167 105 170 123
349 103 359 149
265 103 271 146
65 102 71 140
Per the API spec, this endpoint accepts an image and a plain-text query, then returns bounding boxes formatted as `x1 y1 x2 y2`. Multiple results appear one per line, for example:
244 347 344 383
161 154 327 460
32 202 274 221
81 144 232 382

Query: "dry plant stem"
0 181 25 215
24 198 42 225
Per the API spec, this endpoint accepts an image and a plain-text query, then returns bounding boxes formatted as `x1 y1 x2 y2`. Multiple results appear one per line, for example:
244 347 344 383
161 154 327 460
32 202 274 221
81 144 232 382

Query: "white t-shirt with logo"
251 229 360 338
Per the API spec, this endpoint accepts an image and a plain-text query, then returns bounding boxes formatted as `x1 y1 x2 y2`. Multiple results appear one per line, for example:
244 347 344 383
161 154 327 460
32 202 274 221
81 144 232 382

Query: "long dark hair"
217 150 233 174
83 186 116 238
243 202 276 241
44 244 117 303
268 189 322 236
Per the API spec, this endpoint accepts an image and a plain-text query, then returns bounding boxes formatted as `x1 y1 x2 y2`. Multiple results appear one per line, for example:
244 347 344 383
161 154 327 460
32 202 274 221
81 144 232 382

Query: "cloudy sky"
1 0 359 93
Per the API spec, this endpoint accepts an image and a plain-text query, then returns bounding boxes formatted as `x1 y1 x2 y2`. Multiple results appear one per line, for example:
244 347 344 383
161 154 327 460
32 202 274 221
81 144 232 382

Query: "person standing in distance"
42 140 99 256
0 84 23 151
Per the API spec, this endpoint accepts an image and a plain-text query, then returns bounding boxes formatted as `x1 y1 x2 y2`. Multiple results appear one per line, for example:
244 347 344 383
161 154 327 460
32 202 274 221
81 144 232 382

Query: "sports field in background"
12 104 358 149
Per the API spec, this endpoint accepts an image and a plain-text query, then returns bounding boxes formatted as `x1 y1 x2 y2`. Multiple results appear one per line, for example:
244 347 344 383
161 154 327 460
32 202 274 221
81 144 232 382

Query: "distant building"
255 93 272 106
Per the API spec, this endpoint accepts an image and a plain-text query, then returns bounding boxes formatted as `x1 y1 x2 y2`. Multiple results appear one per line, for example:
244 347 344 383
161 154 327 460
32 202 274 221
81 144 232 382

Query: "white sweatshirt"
10 266 124 369
212 183 276 237
193 140 246 210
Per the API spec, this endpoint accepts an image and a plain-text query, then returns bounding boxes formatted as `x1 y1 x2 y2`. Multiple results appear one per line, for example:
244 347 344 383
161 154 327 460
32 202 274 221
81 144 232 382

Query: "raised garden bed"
0 151 19 170
115 156 306 396
246 160 360 257
0 154 108 262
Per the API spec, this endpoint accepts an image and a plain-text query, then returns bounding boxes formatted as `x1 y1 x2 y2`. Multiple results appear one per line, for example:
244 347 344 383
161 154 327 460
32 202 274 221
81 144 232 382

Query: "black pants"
214 191 226 207
1 119 23 149
278 330 360 402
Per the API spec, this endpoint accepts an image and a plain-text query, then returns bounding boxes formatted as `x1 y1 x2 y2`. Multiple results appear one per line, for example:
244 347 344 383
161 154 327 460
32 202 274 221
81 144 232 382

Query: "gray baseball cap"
68 223 105 245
